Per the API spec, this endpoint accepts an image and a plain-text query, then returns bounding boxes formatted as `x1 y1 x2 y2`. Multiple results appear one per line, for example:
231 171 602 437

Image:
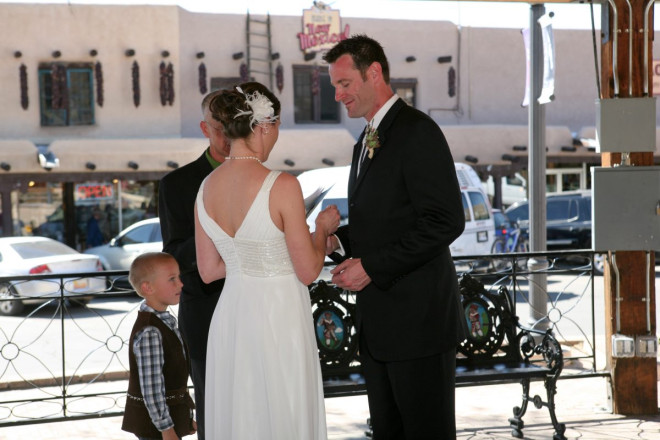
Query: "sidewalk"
0 376 658 439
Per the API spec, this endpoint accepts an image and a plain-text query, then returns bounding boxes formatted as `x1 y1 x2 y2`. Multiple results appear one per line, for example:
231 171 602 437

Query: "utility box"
636 335 658 358
596 97 656 153
611 334 635 358
591 166 660 251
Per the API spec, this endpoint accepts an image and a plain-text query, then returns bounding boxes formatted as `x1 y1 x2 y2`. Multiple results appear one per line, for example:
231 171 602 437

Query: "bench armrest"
517 325 564 378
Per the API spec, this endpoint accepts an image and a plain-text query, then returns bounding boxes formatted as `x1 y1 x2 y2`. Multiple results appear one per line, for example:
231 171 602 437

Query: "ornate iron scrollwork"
457 275 516 360
308 281 359 373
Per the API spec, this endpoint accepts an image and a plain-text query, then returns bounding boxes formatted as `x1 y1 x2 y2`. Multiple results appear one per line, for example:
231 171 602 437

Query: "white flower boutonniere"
365 125 380 159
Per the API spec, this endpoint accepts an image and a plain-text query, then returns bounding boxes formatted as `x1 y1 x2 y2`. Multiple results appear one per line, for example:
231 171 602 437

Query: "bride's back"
200 82 286 239
202 162 275 238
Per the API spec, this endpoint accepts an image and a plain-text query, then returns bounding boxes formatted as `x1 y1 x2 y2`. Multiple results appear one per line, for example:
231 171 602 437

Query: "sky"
0 0 631 30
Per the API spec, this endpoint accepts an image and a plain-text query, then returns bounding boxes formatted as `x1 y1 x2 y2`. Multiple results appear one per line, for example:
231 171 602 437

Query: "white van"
452 163 496 260
298 162 496 262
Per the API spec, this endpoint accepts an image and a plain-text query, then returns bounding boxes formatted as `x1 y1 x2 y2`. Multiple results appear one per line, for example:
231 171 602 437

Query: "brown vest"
121 311 195 438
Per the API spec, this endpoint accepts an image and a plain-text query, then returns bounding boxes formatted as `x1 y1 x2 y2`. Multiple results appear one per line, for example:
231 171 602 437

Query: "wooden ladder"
246 12 275 90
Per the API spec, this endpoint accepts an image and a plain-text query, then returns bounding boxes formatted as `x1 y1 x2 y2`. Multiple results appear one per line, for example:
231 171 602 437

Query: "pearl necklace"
225 156 262 164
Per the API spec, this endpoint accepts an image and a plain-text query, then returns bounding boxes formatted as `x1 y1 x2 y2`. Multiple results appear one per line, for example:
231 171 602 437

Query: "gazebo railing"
0 250 606 426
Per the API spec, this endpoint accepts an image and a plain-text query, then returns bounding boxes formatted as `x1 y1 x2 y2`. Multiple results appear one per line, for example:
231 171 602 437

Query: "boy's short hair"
129 252 176 297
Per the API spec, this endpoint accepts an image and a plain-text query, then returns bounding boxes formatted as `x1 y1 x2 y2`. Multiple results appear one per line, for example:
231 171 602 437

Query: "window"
547 200 571 221
120 223 156 245
546 167 585 193
391 78 417 107
293 65 339 123
468 191 490 221
38 63 94 126
12 240 78 259
210 77 242 92
506 175 525 187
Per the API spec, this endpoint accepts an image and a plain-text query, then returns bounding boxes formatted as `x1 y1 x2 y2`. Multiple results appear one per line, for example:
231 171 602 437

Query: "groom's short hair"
322 34 390 84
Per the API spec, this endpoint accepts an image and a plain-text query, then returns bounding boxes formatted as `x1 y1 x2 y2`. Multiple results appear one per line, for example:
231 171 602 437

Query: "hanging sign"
75 182 114 204
297 2 349 54
521 13 555 107
537 13 556 105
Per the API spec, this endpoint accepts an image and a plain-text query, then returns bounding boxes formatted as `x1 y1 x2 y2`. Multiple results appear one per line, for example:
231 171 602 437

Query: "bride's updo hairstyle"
209 81 281 140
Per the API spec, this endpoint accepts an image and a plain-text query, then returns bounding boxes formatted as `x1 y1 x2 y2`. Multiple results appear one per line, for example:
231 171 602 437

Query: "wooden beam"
600 0 658 415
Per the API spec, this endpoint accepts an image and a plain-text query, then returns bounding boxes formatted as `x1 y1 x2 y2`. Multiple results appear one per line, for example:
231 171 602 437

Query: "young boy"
122 252 197 440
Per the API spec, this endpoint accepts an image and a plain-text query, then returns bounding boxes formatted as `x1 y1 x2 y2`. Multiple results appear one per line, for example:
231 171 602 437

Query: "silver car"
84 218 162 271
0 236 106 316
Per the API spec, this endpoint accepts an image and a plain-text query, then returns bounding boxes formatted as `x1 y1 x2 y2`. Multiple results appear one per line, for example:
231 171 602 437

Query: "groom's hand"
325 234 339 255
330 258 371 291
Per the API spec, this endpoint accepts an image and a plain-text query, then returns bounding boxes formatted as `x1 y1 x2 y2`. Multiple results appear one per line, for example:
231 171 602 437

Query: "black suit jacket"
335 98 466 362
158 152 224 355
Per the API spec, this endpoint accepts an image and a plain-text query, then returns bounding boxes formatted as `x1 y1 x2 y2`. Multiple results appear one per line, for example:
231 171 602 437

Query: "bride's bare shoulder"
270 173 304 213
272 171 302 192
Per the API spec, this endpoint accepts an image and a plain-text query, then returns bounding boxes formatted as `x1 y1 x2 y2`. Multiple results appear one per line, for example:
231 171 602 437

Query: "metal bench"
311 274 566 440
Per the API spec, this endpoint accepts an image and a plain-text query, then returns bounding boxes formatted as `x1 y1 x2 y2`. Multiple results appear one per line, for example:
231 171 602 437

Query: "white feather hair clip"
234 86 279 131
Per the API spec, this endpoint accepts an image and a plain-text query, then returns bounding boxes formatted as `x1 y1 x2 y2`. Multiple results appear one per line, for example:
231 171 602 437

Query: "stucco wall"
0 4 181 141
0 3 656 146
178 10 246 138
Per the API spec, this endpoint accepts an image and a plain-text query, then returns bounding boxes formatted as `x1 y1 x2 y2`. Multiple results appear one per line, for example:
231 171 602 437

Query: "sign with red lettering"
298 3 349 54
653 60 660 96
75 182 114 204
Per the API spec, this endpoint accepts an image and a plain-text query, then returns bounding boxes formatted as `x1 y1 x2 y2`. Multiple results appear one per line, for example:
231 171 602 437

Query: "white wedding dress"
196 170 327 440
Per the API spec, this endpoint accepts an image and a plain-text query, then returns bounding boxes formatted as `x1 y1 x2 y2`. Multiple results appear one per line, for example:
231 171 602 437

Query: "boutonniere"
365 125 380 159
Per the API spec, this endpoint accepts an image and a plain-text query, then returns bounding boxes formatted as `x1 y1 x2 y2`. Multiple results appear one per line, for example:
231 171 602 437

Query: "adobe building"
0 2 658 248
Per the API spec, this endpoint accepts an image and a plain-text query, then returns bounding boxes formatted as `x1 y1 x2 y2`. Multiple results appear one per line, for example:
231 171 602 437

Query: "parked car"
504 191 602 272
505 191 592 249
0 236 105 316
84 218 162 271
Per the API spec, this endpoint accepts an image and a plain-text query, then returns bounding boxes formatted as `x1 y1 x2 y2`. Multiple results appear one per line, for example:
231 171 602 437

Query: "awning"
264 128 355 172
49 138 208 173
44 129 355 174
443 125 577 167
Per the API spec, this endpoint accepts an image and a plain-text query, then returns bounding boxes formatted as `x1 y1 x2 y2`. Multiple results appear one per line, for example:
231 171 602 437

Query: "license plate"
73 279 88 289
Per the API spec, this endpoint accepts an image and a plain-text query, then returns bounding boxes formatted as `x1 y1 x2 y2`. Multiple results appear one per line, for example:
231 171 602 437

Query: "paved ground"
1 376 659 439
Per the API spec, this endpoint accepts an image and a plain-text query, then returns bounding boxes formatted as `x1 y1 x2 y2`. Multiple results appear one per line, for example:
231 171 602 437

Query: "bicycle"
490 222 529 271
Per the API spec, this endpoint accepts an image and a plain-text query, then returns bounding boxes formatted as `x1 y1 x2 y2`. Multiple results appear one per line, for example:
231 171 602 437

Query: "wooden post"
0 185 13 236
601 0 658 415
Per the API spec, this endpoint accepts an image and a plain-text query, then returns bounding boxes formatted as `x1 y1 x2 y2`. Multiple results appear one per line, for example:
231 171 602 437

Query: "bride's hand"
315 205 340 236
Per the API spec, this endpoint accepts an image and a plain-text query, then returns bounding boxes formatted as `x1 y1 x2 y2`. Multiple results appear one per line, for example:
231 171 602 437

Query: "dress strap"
262 171 281 193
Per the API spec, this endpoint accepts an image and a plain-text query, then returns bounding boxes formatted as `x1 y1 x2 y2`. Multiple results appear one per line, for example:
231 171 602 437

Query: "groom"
324 35 467 439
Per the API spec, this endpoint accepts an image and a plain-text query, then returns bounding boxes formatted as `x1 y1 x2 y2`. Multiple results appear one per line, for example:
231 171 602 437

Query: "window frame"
38 63 95 127
210 77 243 92
461 193 473 222
391 78 417 108
468 191 491 221
292 65 339 124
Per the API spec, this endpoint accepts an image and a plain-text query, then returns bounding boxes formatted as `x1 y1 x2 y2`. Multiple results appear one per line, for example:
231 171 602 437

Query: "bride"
194 81 339 439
